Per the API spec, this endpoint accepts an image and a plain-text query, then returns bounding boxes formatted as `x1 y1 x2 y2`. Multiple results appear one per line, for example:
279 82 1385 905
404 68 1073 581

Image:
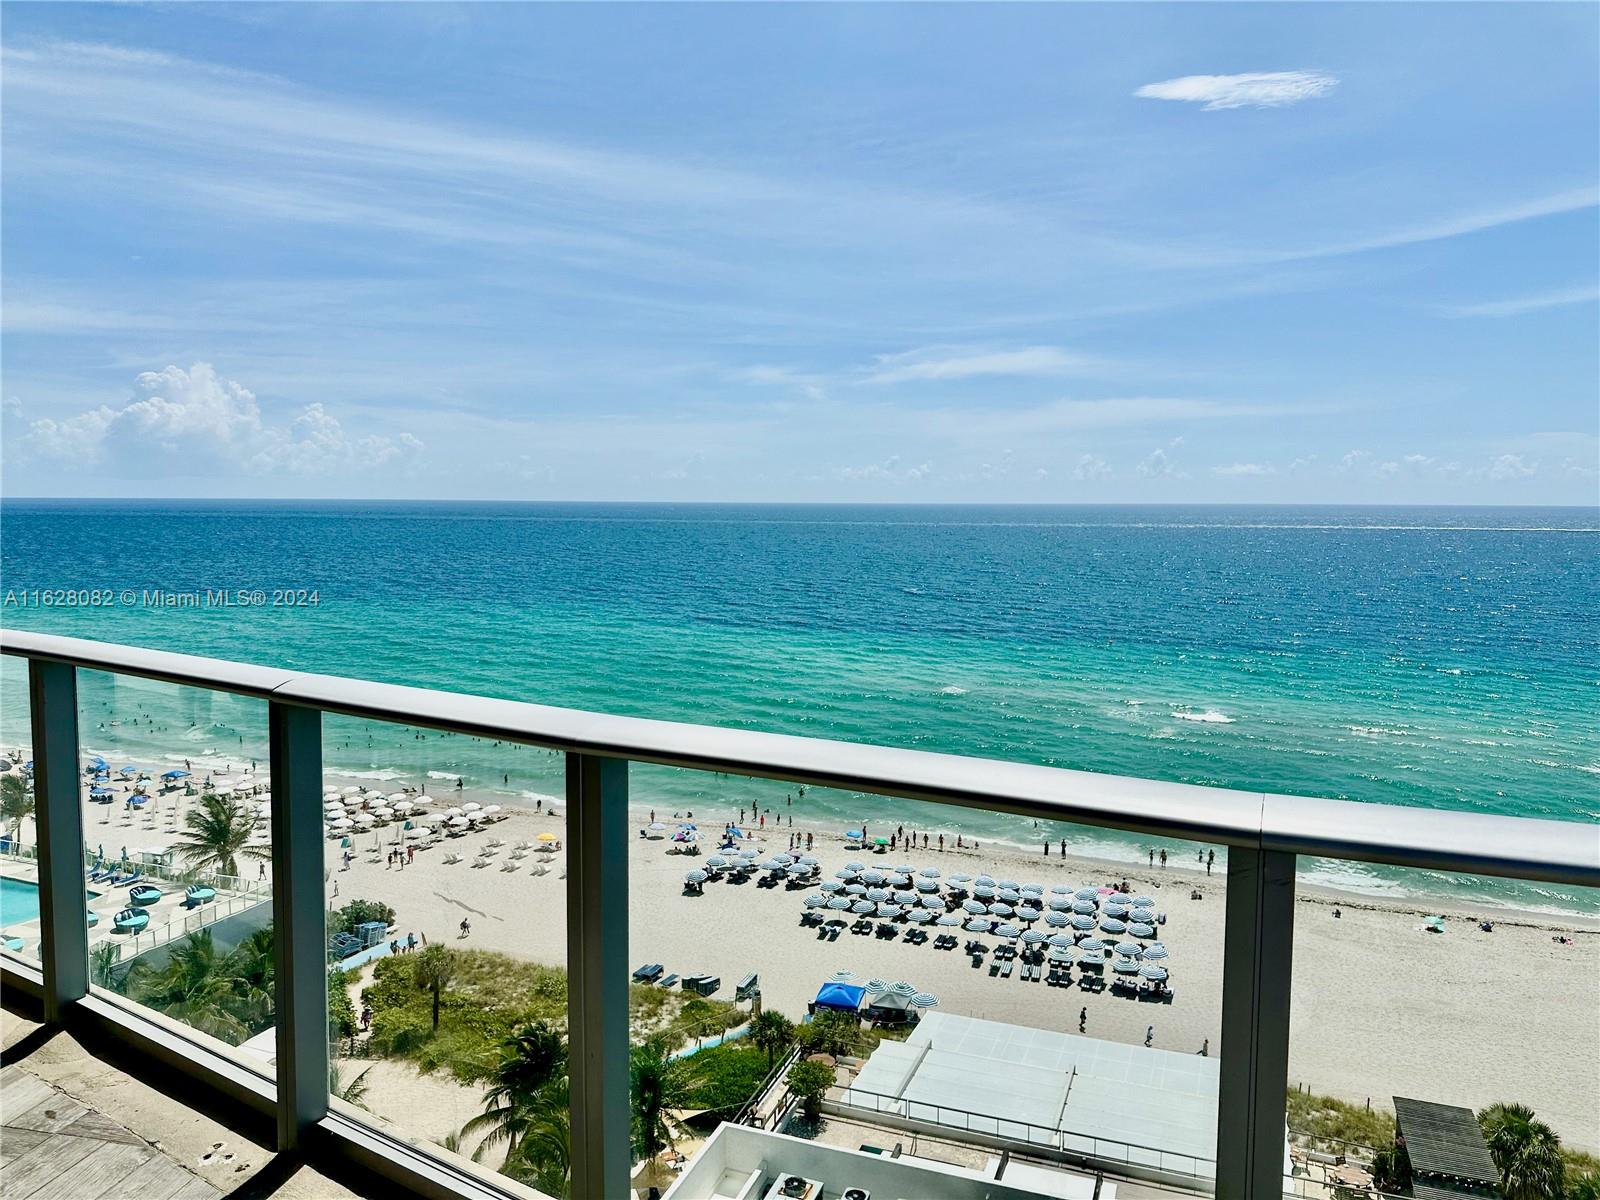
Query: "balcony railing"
2 627 1596 1200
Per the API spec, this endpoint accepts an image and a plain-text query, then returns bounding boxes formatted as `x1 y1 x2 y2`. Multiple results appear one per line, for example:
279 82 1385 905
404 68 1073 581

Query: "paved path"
0 1063 221 1200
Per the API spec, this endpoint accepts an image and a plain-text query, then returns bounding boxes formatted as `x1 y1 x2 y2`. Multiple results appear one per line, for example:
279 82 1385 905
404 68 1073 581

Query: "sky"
1 2 1597 503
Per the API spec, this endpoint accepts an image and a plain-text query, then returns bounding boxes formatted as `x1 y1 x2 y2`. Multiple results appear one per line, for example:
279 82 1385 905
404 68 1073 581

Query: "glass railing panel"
629 768 1225 1195
1284 860 1600 1197
321 713 567 1198
0 650 44 965
74 668 277 1070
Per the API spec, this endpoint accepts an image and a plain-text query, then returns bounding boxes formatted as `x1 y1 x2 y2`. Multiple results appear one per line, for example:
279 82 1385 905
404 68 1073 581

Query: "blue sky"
2 3 1596 502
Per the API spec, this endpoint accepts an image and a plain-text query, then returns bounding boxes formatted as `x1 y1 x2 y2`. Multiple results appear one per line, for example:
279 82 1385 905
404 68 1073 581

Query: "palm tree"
171 792 268 878
91 942 126 993
126 930 251 1043
412 944 455 1030
226 927 276 1031
502 1076 571 1199
630 1034 700 1162
1568 1172 1600 1200
330 1063 375 1108
749 1010 794 1069
1 774 34 848
463 1021 568 1161
1480 1102 1567 1200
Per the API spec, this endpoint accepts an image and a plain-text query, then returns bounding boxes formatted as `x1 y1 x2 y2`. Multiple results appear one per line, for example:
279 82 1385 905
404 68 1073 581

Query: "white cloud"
835 455 933 483
1072 454 1112 481
1135 71 1338 111
1137 447 1179 478
1212 462 1275 477
1486 453 1537 481
865 346 1093 384
1440 285 1600 318
19 363 422 476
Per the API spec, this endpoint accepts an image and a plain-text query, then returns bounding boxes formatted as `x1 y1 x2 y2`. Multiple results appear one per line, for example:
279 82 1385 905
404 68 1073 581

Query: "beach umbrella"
1048 897 1073 911
962 899 986 914
845 884 867 896
1051 884 1073 895
920 867 941 878
1048 946 1076 964
845 831 863 842
323 788 341 798
949 873 973 884
687 869 709 884
987 901 1013 916
861 869 885 885
1112 957 1141 975
761 859 787 871
331 817 353 829
448 816 470 828
1130 903 1156 918
919 895 943 909
1107 892 1131 904
915 877 940 893
819 881 841 894
707 856 729 868
1070 914 1097 931
998 888 1021 903
802 892 825 907
446 807 464 818
787 864 811 877
1079 938 1108 954
1140 964 1169 982
1021 884 1044 897
482 804 501 816
894 863 915 875
845 861 866 871
866 887 890 902
826 897 851 910
972 884 996 900
798 855 819 866
1132 895 1154 907
462 802 482 812
890 981 916 997
894 890 918 905
1047 933 1076 950
975 875 995 886
994 923 1022 939
1128 923 1156 938
907 909 934 924
910 992 938 1009
1017 906 1042 922
872 836 889 847
1072 900 1097 915
998 879 1020 891
1103 903 1129 919
835 868 857 880
1141 943 1170 960
341 786 361 795
1020 929 1047 946
1115 941 1143 958
1100 918 1128 935
1075 887 1100 901
851 900 875 914
1044 911 1071 928
775 853 795 865
829 969 856 982
935 914 961 927
864 978 889 994
965 918 993 932
876 903 902 918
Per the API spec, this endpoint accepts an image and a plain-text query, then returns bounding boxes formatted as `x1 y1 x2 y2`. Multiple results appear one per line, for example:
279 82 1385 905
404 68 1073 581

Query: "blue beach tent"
812 982 866 1013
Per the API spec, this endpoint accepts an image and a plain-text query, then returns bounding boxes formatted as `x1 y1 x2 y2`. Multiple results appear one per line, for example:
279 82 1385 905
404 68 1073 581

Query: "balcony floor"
0 1002 364 1200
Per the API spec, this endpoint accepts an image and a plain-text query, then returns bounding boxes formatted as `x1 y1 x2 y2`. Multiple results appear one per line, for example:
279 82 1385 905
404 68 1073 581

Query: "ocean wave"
519 790 561 804
1172 709 1235 724
330 767 407 781
1347 725 1412 738
427 769 465 780
937 685 968 697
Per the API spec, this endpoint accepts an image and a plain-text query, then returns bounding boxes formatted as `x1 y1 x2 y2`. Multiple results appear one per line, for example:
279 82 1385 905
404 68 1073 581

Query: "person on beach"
361 1004 372 1031
258 862 266 880
407 845 415 864
1044 841 1049 856
1159 849 1167 868
1150 849 1155 866
390 939 400 956
459 917 471 939
1145 1025 1154 1047
1078 1007 1087 1033
1199 1039 1208 1056
939 835 944 852
332 880 339 898
407 932 417 952
1206 849 1214 875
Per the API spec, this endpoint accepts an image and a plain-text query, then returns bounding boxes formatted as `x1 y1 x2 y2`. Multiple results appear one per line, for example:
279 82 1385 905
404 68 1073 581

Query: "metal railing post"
269 700 328 1151
566 752 630 1200
29 658 88 1021
1215 847 1296 1200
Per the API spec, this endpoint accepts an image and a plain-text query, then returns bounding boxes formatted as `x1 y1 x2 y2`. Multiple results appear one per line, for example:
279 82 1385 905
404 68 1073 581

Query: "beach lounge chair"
659 974 679 989
827 925 841 941
500 860 517 872
1001 960 1014 979
632 963 664 983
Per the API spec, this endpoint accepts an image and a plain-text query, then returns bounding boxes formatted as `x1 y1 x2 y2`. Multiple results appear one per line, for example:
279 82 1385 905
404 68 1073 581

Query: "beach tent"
161 770 189 780
812 982 865 1013
864 990 918 1025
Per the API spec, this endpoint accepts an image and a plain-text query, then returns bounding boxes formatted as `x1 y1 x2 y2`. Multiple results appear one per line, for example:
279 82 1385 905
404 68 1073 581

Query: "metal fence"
2 628 1595 1200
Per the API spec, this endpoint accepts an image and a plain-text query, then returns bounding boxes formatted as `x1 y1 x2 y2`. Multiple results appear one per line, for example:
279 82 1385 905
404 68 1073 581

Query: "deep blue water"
2 501 1596 911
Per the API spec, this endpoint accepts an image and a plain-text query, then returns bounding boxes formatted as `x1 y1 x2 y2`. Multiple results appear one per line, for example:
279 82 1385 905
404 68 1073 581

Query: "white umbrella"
448 816 470 828
330 817 353 829
462 802 482 812
341 786 361 795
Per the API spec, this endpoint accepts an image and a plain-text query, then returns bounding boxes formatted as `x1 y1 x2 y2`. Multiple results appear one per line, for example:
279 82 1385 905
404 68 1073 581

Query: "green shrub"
328 968 357 1040
1285 1089 1396 1152
686 1043 769 1115
332 899 396 935
785 1059 835 1119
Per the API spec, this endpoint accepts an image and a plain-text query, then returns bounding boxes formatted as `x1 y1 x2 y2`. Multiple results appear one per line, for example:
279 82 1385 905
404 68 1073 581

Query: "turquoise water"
0 877 43 926
1 501 1596 912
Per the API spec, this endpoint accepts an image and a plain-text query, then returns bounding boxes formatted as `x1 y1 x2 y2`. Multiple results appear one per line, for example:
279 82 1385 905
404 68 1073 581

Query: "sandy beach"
3 759 1597 1151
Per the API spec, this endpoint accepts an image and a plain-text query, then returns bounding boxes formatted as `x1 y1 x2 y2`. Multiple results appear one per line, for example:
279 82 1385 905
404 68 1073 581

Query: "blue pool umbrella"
1115 941 1143 957
1075 887 1101 901
1073 900 1097 915
1070 914 1097 930
1112 957 1141 974
1044 911 1071 928
910 992 938 1009
1079 938 1108 954
846 831 863 840
965 917 993 932
1141 942 1170 960
1140 964 1169 981
90 787 113 796
1100 918 1128 935
88 756 107 768
826 897 851 910
962 899 987 914
851 900 875 914
935 914 962 927
119 765 139 773
1128 923 1156 938
1047 933 1076 950
988 902 1014 917
161 770 189 780
994 923 1022 939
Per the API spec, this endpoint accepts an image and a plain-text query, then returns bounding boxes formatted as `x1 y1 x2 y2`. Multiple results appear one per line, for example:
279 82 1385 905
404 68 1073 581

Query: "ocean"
1 501 1596 913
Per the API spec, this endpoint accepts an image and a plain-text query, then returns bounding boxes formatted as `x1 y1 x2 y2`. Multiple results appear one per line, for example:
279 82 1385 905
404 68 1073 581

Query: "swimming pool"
0 876 98 926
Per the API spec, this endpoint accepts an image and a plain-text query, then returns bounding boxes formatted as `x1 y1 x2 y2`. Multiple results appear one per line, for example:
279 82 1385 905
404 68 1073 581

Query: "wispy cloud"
1439 284 1600 318
1212 462 1275 477
1135 71 1338 111
864 346 1096 384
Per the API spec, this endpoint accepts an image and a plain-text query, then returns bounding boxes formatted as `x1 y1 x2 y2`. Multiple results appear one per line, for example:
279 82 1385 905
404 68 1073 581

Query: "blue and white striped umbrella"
998 888 1021 903
965 917 993 932
894 864 916 875
686 869 708 883
1140 964 1169 981
1115 941 1143 957
830 969 856 981
1048 945 1077 963
1051 884 1074 895
994 922 1022 939
826 896 852 910
1021 884 1045 897
1079 938 1108 954
988 902 1014 917
975 875 996 886
706 856 729 868
1044 911 1071 927
1020 929 1048 945
1106 892 1131 904
920 895 944 909
963 899 988 914
998 879 1021 890
864 978 889 993
908 909 934 923
920 867 941 878
1128 923 1156 938
876 902 903 918
845 861 866 871
851 900 876 914
799 855 820 866
761 859 787 871
803 893 826 907
1132 895 1155 907
1103 902 1130 918
949 873 974 884
861 869 886 884
935 914 962 927
1076 887 1101 901
1070 914 1097 930
910 992 938 1009
1112 957 1141 975
787 863 811 876
1141 942 1170 960
890 981 917 997
820 881 842 893
1047 933 1076 950
846 884 867 895
973 885 997 900
1073 900 1098 915
915 877 940 892
1016 906 1042 922
1100 918 1128 935
775 853 795 865
866 887 890 902
834 869 856 880
894 890 918 905
1048 897 1074 911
